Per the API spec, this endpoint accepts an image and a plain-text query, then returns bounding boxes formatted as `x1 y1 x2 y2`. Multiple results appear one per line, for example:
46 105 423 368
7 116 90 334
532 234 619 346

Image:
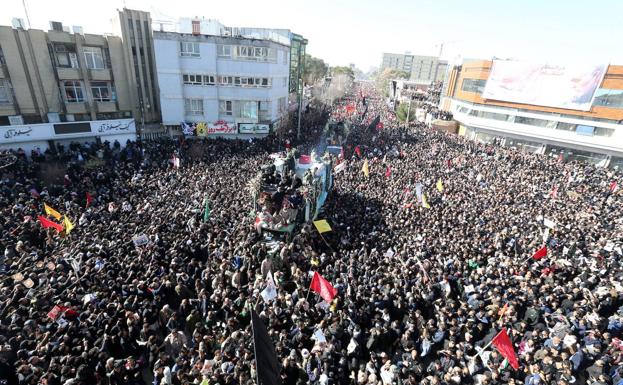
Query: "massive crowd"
0 82 622 385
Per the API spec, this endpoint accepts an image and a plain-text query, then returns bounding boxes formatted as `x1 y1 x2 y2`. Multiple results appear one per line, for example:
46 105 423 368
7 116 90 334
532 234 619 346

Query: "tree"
331 66 355 80
303 55 329 85
375 68 410 97
396 100 417 123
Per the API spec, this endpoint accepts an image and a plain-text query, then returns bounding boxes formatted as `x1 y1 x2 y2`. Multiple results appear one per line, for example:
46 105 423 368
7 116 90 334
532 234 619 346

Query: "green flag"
203 199 210 222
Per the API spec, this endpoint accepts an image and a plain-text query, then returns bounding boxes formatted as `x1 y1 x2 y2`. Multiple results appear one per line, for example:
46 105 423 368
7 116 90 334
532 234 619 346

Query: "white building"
154 21 291 135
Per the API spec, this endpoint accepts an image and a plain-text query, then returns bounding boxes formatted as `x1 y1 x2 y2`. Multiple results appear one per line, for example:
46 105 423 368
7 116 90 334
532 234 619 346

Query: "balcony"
95 101 117 113
57 68 81 80
88 69 111 81
65 102 88 114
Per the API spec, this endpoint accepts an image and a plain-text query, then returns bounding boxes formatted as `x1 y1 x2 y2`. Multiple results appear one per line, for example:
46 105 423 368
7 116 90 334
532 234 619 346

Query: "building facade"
0 20 136 153
114 9 161 126
381 52 447 84
154 29 290 133
442 59 623 167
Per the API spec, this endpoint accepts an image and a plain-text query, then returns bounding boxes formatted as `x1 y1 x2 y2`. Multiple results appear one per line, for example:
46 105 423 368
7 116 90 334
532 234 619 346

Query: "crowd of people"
0 82 622 385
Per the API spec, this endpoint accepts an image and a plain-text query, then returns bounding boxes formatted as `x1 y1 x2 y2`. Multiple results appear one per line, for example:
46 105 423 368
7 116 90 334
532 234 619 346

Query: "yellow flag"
63 215 75 234
313 219 332 234
436 179 444 192
362 159 369 178
422 193 431 209
44 203 62 220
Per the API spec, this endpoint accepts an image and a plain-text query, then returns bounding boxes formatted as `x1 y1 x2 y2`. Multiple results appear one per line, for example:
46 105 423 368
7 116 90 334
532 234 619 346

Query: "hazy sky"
3 0 622 71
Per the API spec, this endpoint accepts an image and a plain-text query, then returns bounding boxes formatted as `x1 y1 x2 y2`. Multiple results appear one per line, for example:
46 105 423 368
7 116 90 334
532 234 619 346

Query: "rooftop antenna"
22 0 31 28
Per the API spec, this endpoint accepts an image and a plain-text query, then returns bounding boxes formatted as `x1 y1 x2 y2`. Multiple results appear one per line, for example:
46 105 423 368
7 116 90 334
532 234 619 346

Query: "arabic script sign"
93 120 135 134
208 120 237 134
238 123 270 134
3 127 33 139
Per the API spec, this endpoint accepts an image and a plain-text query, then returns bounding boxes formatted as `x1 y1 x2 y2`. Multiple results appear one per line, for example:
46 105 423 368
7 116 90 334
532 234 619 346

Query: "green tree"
303 55 329 85
375 68 410 97
331 66 355 80
396 100 417 122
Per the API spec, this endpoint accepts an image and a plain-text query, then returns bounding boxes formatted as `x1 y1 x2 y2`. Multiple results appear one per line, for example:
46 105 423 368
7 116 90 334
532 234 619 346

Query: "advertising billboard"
482 61 607 111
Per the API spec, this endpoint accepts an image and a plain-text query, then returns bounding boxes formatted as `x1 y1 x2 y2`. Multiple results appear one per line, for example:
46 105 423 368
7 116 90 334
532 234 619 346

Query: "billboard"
482 61 607 111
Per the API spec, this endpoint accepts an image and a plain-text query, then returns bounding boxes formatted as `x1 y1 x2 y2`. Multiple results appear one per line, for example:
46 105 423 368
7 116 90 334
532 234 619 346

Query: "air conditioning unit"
50 21 63 32
72 26 84 35
12 18 26 29
8 115 24 125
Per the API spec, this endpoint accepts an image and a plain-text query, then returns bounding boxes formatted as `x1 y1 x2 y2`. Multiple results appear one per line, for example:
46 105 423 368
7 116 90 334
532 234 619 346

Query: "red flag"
610 181 618 193
385 166 391 178
558 153 564 163
310 271 337 303
491 329 519 370
299 155 311 164
86 192 94 208
346 104 356 114
532 246 547 260
38 215 63 233
447 159 452 168
355 146 362 157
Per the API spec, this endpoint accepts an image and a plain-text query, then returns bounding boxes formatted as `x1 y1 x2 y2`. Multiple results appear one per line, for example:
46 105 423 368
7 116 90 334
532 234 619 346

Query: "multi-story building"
0 19 136 153
442 59 623 167
154 18 292 134
113 8 160 125
381 52 447 85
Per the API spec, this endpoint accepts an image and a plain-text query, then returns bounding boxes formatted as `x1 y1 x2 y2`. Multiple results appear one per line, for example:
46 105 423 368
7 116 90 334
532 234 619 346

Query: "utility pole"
405 96 412 129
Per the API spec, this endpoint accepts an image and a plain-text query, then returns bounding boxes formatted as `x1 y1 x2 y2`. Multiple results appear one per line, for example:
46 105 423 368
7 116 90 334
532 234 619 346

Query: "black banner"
251 310 281 385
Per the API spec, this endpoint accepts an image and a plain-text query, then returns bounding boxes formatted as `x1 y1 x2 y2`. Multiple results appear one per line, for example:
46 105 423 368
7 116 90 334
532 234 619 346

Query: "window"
593 88 623 109
461 78 487 94
184 98 203 115
259 101 271 121
54 44 79 68
233 45 272 61
514 116 550 127
62 81 84 102
594 126 614 137
0 79 11 104
575 125 594 136
240 101 258 119
0 47 5 65
219 100 233 116
203 75 215 85
217 44 231 58
91 81 111 102
83 46 105 69
192 20 201 35
180 42 200 57
183 74 203 85
219 76 233 86
282 77 287 87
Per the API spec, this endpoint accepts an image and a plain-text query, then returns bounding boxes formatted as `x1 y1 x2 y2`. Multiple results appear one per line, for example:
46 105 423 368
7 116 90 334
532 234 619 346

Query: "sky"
3 0 623 71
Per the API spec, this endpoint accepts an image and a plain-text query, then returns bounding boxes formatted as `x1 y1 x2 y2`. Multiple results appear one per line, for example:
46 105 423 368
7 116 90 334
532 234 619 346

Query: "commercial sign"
0 119 136 145
482 61 607 111
239 123 270 134
192 121 237 136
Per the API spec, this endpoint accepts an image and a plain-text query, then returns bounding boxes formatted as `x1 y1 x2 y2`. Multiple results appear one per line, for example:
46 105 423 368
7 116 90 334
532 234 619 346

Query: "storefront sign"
208 120 237 134
239 123 270 134
0 119 136 145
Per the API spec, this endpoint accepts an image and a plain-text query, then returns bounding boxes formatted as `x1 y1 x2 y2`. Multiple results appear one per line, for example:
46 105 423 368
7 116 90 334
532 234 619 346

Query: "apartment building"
381 52 447 85
154 19 291 134
0 20 136 153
